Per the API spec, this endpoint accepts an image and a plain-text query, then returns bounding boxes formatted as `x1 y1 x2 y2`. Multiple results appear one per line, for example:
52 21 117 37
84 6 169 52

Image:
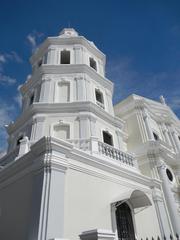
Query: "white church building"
0 28 180 240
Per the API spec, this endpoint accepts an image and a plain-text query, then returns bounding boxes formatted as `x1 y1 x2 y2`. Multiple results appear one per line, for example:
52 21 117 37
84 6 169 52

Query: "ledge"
7 101 125 134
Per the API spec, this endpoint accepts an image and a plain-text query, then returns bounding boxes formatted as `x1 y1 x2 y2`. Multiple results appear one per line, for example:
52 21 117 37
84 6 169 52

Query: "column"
73 45 83 64
105 90 114 115
89 116 97 137
142 110 154 140
39 78 51 102
116 130 124 150
30 116 45 141
157 160 180 235
98 59 104 76
167 126 178 152
172 130 180 152
75 76 86 101
162 124 171 146
152 187 173 238
78 114 90 139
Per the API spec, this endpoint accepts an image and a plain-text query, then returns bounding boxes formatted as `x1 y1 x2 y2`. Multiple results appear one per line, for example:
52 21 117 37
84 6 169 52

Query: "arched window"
61 50 70 64
115 202 135 240
89 57 97 71
95 89 104 109
103 131 113 146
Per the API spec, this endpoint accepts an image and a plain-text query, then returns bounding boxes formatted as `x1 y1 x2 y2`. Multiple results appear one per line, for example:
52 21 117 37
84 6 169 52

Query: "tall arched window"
115 202 135 240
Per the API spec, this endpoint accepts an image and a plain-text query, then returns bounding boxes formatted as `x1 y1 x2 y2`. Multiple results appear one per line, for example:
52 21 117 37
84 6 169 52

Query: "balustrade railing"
98 141 135 166
96 101 105 109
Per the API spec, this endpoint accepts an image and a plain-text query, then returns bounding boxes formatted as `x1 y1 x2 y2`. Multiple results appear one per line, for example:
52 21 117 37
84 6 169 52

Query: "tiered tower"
0 28 173 240
7 28 127 157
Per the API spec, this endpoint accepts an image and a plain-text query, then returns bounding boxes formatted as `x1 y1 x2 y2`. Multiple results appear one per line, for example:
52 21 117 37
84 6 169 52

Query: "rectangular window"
95 89 104 109
89 57 97 71
61 50 70 64
103 131 113 146
30 93 34 105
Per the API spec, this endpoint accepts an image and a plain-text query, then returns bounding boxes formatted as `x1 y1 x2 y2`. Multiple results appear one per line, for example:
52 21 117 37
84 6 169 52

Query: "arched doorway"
115 202 135 240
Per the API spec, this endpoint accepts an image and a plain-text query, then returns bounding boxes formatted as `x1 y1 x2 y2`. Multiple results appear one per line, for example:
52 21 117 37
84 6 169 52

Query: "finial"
160 95 166 105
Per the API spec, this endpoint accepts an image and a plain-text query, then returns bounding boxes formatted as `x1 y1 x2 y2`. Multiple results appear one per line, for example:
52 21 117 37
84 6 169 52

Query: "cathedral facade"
0 28 179 240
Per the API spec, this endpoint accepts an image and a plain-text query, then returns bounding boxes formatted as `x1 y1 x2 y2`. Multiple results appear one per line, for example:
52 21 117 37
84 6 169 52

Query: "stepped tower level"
7 28 125 154
0 29 175 240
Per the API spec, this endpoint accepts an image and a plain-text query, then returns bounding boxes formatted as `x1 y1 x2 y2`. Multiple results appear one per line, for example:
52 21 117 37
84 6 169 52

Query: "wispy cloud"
0 99 16 152
14 85 22 107
27 30 44 52
0 51 23 86
107 57 180 116
0 73 16 85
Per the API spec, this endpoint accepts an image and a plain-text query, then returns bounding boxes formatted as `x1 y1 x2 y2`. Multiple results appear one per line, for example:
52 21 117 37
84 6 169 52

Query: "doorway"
115 202 135 240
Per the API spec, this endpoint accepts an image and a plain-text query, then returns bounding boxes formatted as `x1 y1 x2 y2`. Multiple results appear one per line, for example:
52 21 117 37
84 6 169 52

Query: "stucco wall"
0 170 44 240
63 165 161 239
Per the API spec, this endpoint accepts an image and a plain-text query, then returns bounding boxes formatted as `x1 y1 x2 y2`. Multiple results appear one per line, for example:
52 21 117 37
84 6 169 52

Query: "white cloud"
27 30 44 52
107 57 180 118
0 51 22 85
14 85 22 107
0 51 22 65
0 100 15 152
0 73 16 85
0 54 6 63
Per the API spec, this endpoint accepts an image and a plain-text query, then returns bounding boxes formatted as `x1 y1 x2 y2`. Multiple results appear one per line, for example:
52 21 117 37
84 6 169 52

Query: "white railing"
96 101 105 109
98 141 135 166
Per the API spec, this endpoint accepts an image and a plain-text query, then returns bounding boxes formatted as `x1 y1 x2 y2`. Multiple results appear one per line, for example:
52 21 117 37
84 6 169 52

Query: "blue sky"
0 0 180 153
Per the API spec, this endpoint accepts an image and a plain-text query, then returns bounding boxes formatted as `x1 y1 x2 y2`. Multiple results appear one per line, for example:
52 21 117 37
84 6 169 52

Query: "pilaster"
39 77 51 102
142 109 154 140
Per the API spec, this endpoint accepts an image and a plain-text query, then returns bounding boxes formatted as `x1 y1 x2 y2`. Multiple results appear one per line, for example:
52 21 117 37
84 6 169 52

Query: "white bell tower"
7 28 126 156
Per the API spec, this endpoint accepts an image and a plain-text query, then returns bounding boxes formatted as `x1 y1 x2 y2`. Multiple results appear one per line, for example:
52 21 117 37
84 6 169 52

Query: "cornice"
114 95 180 127
30 36 106 64
40 64 113 92
20 64 113 95
134 140 180 167
7 101 125 134
0 137 161 190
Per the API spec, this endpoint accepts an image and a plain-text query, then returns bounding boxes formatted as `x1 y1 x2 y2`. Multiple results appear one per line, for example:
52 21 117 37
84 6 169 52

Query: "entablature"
30 36 106 65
